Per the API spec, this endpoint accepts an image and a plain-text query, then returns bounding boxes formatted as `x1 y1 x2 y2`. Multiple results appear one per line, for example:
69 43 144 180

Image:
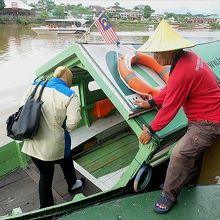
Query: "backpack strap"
29 80 43 98
36 80 48 102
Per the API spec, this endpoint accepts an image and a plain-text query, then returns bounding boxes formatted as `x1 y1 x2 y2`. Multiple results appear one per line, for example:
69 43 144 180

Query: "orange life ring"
118 52 169 96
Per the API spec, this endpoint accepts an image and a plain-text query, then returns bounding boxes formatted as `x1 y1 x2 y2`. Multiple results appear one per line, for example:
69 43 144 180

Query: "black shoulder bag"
6 80 48 141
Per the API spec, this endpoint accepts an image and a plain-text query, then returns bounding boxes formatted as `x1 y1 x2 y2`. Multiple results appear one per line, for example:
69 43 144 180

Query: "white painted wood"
73 161 110 191
74 162 129 191
70 114 124 149
98 166 128 189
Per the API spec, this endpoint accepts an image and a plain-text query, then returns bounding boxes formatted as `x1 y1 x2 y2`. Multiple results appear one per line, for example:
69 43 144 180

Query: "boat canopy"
45 18 88 24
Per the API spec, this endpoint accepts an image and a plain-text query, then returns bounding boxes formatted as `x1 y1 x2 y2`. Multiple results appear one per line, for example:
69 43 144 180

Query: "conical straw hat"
138 19 195 52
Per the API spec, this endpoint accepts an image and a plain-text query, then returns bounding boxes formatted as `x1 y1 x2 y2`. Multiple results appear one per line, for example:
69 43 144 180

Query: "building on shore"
1 0 34 16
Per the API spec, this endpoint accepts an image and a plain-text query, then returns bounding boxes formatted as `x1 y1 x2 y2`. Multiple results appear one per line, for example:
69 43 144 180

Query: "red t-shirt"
150 51 220 132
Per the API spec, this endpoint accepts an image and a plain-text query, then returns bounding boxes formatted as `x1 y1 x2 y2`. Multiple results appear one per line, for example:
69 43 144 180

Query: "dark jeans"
163 120 220 202
31 154 77 208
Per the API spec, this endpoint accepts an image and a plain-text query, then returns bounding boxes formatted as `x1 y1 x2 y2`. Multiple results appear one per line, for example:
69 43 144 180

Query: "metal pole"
78 11 105 43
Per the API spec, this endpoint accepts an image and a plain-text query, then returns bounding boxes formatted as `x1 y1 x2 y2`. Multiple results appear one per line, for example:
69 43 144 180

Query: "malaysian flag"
95 11 119 45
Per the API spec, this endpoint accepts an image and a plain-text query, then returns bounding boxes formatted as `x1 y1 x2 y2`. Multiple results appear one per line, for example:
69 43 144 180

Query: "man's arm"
134 86 167 109
150 82 187 132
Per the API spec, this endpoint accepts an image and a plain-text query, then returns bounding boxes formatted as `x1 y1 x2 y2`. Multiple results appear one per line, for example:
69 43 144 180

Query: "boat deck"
60 185 220 220
0 162 100 216
76 131 138 178
74 130 138 191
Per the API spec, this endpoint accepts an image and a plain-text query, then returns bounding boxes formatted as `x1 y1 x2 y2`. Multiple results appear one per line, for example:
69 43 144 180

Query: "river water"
0 24 220 145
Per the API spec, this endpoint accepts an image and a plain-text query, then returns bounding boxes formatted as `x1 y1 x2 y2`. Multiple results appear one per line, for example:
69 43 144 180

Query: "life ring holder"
133 163 153 193
118 52 169 97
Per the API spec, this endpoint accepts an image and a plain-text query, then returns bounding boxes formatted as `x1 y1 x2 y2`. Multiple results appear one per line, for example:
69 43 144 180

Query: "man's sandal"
153 193 174 214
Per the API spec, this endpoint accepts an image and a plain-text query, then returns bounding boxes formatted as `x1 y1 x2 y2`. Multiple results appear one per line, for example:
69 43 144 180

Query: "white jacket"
22 78 81 161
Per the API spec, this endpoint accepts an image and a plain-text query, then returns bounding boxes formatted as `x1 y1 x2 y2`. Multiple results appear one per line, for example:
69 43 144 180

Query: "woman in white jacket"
22 66 84 208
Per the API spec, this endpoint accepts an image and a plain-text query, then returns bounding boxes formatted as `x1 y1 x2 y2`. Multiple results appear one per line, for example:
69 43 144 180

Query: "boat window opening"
88 81 100 91
76 21 82 27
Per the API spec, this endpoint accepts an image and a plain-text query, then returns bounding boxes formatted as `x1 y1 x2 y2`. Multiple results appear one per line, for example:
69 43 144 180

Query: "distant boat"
31 18 89 35
147 24 154 31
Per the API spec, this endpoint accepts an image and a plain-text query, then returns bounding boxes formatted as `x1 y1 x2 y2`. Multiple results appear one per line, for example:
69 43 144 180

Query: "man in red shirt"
135 19 220 214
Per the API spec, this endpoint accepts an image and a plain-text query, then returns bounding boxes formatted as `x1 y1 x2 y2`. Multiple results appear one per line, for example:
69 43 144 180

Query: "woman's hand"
134 99 151 109
139 124 152 144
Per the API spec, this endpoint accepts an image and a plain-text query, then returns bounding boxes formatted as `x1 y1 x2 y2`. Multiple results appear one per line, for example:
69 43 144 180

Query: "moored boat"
31 18 89 35
0 40 220 219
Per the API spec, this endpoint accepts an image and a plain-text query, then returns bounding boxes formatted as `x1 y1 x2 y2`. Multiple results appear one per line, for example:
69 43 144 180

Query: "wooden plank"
76 131 132 163
98 131 133 147
24 165 65 204
92 148 138 178
86 141 138 173
0 176 39 214
77 133 137 167
76 132 138 178
74 131 131 162
0 168 27 188
0 204 6 216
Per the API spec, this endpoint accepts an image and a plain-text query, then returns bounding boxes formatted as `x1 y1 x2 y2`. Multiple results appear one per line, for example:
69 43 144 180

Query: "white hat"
138 19 195 52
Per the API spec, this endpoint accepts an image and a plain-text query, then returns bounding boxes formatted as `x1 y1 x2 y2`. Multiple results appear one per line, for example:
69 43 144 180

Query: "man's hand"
134 99 151 109
139 124 152 144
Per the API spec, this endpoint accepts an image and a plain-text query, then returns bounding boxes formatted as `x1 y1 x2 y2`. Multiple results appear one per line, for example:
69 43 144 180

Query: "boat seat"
70 114 125 149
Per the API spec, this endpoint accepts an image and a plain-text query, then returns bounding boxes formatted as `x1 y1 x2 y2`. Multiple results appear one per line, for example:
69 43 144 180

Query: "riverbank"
0 15 43 25
1 15 220 31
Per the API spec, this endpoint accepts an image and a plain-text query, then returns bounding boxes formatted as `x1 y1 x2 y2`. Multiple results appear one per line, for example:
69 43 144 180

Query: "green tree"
53 5 65 18
37 0 55 11
71 4 92 17
65 3 75 11
143 5 155 18
40 9 49 19
164 12 176 18
0 0 5 10
44 0 55 11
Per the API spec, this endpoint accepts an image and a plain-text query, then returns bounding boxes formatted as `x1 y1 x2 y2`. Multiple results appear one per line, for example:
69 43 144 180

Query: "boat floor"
60 185 220 220
0 162 101 216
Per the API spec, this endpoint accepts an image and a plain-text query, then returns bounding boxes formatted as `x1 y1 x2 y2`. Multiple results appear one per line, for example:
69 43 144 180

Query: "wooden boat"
0 40 220 219
60 185 220 220
31 18 89 35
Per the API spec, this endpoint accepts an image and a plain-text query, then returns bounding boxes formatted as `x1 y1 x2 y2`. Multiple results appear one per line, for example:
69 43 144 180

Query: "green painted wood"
36 45 83 79
86 142 137 176
113 141 158 189
0 142 29 178
79 80 91 127
76 132 138 178
76 132 133 165
85 140 137 172
15 142 29 169
92 147 138 178
137 108 188 137
192 41 220 80
60 185 220 220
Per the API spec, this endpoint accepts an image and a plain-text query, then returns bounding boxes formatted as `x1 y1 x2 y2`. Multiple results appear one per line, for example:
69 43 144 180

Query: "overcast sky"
26 0 220 15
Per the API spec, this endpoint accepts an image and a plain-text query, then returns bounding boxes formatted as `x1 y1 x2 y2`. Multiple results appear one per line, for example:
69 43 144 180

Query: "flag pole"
78 11 105 43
